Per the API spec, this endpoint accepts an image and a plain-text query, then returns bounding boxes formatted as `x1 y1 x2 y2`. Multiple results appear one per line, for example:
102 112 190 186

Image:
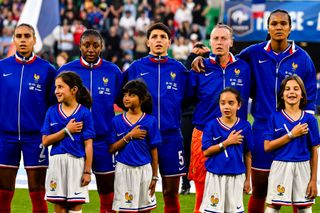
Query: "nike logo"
205 72 213 76
140 72 149 76
258 59 268 64
150 198 155 203
3 73 12 77
275 128 283 132
237 206 242 209
212 136 221 141
50 122 58 126
117 132 125 137
74 192 82 195
38 158 46 163
179 166 185 171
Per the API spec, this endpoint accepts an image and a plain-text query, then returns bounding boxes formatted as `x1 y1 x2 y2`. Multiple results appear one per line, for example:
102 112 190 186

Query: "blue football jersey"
264 110 320 162
111 112 162 166
202 118 253 175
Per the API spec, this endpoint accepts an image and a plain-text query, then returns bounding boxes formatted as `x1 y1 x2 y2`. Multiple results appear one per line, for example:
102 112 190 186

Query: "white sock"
68 210 82 213
298 207 312 213
265 206 280 213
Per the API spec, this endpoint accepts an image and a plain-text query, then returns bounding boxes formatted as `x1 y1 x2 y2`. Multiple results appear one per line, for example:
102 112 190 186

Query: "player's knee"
297 207 312 213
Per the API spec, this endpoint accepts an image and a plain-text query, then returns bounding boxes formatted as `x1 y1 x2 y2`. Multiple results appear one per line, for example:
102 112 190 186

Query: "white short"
200 172 245 213
266 160 314 206
45 154 89 203
112 162 156 212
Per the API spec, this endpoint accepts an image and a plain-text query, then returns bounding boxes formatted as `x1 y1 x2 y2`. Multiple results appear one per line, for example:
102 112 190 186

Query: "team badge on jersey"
234 68 240 76
98 76 111 95
28 73 42 91
125 192 133 203
103 77 109 86
34 73 40 83
277 184 285 196
210 194 219 207
166 72 178 90
291 62 298 72
50 180 57 191
170 72 176 81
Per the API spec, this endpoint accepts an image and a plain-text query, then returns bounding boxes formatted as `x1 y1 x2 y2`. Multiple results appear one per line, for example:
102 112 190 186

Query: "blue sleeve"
303 54 317 111
82 110 96 140
148 116 162 148
264 115 275 141
41 108 52 135
308 116 320 147
243 123 253 153
202 122 214 151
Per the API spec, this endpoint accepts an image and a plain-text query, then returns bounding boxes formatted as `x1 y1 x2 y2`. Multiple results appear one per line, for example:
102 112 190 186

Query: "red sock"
99 193 115 213
194 181 205 213
292 206 298 213
164 195 180 213
29 191 48 213
0 189 14 213
248 196 265 213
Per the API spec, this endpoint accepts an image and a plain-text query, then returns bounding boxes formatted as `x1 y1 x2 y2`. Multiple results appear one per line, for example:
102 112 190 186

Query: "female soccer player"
200 87 252 213
42 71 95 213
0 23 56 212
264 75 319 213
110 80 161 212
125 23 190 212
58 29 123 213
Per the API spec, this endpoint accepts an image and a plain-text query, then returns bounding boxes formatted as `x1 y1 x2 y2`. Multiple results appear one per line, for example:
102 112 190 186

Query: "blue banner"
224 1 320 42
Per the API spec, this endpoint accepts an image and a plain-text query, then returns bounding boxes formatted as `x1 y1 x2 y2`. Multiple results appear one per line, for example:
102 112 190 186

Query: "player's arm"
243 151 251 194
264 122 309 152
203 130 243 157
149 147 159 196
306 145 319 199
82 138 93 186
109 125 147 153
42 118 83 147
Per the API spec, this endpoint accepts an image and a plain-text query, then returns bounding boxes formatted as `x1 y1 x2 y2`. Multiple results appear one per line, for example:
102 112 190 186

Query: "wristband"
152 176 159 181
287 131 293 139
123 136 129 144
219 142 225 151
83 171 91 175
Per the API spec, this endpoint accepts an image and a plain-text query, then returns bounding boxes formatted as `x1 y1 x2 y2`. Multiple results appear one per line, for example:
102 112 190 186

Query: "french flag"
17 0 60 52
251 0 266 18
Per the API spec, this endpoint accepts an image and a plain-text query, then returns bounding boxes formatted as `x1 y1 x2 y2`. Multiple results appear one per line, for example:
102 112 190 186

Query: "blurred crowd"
0 0 221 71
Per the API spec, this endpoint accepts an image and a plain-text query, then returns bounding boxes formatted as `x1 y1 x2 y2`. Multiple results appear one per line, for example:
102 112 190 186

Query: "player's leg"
162 176 181 213
23 139 48 213
188 128 206 213
0 140 21 212
158 131 186 213
92 141 116 213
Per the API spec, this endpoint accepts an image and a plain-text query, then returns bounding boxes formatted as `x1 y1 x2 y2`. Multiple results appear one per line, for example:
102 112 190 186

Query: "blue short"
251 128 273 170
92 139 116 174
158 129 186 176
0 135 48 168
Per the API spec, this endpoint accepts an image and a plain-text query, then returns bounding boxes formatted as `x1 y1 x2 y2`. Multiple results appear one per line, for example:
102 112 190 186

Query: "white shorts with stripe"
200 172 245 213
266 160 314 206
45 154 89 203
112 162 156 212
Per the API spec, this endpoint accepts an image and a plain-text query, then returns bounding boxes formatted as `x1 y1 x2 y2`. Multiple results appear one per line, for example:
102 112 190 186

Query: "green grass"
11 189 320 212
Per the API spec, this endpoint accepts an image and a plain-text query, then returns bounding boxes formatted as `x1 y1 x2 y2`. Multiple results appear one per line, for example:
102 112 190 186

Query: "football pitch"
11 189 320 212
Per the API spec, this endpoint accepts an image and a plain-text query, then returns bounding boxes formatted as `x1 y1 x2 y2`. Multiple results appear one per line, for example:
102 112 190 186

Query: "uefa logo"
227 4 253 37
